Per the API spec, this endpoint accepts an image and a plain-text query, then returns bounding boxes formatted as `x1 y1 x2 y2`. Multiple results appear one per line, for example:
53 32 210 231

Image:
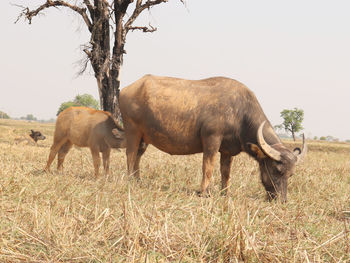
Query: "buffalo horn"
257 121 282 161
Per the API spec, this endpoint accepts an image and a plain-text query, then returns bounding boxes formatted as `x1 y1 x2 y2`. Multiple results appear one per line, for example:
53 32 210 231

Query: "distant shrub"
20 114 37 121
0 111 10 119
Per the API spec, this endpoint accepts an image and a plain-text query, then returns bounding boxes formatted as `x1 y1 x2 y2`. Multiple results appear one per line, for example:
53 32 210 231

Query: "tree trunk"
97 70 121 118
104 67 121 119
90 1 128 120
292 131 296 141
89 0 124 120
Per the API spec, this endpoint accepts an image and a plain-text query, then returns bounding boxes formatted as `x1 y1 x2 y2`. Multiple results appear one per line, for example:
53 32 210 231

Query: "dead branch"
124 0 168 34
15 0 93 31
83 48 92 59
128 24 157 33
83 0 94 15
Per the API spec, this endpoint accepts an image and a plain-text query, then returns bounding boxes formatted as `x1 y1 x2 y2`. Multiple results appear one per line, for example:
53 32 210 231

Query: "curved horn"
295 134 307 164
257 121 282 161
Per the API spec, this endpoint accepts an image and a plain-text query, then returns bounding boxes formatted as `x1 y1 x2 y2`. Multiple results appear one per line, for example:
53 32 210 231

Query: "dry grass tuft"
1 119 349 262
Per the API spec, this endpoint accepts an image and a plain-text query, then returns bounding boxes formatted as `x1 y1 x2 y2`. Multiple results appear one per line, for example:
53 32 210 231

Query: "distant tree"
21 114 37 121
325 135 338 142
0 111 10 119
57 101 80 116
275 108 304 141
57 94 99 116
313 136 318 140
320 136 327 141
74 94 100 110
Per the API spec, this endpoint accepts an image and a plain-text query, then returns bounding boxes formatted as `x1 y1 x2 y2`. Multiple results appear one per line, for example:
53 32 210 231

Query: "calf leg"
57 141 73 171
102 148 111 176
90 147 101 177
220 153 233 195
200 135 221 196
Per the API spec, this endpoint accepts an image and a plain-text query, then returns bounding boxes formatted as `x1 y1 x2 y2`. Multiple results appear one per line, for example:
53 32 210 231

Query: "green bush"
57 94 100 116
0 111 10 119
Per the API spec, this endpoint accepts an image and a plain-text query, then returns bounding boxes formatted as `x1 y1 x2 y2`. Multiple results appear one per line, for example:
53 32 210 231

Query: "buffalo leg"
134 141 148 178
57 141 73 171
200 152 217 196
125 129 142 178
102 148 111 176
90 147 101 177
44 138 68 172
200 135 221 195
220 153 233 195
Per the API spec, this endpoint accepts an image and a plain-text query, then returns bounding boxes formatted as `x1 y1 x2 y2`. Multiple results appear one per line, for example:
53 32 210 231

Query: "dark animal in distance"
15 130 46 145
120 75 307 202
45 107 126 176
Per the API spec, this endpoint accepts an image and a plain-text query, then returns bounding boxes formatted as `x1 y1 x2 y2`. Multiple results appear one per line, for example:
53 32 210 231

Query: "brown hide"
120 75 306 201
45 107 126 176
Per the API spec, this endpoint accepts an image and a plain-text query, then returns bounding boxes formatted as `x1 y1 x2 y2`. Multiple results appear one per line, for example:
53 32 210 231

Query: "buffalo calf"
45 107 126 176
15 130 46 145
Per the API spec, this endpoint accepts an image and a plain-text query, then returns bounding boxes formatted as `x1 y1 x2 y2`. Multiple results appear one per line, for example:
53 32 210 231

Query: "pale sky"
1 0 350 140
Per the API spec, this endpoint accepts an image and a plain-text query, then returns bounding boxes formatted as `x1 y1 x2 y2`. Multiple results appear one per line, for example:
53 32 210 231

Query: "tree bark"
88 0 123 119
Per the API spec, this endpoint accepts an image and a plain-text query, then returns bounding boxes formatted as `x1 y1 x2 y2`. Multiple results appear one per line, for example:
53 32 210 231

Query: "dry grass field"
0 119 349 262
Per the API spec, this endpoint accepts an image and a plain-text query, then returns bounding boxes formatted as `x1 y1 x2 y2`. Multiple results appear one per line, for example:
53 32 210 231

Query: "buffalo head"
250 121 307 202
30 130 46 142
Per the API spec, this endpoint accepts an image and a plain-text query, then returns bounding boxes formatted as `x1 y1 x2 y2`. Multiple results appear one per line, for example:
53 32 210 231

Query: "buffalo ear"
112 128 124 139
293 147 301 155
31 129 35 134
248 143 266 160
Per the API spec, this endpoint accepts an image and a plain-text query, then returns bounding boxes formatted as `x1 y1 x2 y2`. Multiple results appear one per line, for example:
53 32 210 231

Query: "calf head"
250 121 307 202
111 128 126 148
29 130 46 142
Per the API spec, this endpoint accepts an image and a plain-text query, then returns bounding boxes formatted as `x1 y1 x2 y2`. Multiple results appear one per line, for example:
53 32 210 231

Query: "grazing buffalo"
45 107 126 176
15 130 46 145
119 75 307 201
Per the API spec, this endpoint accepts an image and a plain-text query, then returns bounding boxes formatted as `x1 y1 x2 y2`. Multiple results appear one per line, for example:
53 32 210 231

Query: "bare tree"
16 0 182 118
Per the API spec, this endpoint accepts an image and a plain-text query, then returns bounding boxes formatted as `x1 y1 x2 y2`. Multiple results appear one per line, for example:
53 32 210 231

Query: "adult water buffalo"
119 75 306 201
45 107 126 176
